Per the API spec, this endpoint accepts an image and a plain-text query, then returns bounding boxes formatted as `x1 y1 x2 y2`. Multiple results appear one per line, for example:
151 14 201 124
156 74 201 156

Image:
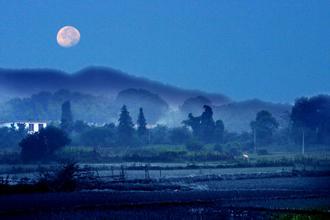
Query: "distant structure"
0 121 47 134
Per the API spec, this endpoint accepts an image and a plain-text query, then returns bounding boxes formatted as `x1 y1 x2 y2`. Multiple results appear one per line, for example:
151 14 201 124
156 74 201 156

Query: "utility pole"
254 129 256 153
302 129 305 155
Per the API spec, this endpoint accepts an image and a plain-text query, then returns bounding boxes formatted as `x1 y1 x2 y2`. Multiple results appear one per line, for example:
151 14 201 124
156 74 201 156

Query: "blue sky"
0 0 329 103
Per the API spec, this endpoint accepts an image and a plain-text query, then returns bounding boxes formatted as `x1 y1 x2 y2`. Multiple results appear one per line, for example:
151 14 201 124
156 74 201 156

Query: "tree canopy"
182 105 219 143
250 110 279 145
20 126 71 162
291 95 330 145
117 105 135 146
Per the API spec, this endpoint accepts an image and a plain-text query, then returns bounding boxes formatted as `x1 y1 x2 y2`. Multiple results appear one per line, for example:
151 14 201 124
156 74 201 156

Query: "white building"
0 121 47 134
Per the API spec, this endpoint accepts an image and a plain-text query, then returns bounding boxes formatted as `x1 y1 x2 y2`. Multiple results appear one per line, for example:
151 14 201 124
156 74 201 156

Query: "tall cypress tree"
137 108 147 137
137 108 148 145
60 100 73 133
117 105 134 146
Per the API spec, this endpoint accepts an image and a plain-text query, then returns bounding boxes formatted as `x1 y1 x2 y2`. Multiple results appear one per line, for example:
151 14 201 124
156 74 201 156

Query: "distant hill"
0 66 230 105
0 90 113 123
214 99 291 132
0 66 292 131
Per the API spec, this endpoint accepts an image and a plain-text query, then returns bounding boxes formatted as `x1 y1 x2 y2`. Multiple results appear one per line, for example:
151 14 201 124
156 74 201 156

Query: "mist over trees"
0 89 292 132
180 96 212 115
115 89 169 123
0 90 113 123
0 123 27 149
0 88 329 161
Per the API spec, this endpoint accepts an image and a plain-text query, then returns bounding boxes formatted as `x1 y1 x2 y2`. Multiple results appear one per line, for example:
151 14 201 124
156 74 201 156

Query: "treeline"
50 94 330 151
0 94 329 162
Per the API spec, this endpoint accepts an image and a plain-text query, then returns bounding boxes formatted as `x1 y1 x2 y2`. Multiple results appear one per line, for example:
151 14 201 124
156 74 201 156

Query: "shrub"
37 162 82 192
186 140 204 152
20 126 71 162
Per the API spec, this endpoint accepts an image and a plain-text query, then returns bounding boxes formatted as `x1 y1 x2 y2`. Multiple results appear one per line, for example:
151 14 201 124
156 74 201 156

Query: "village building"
0 121 47 134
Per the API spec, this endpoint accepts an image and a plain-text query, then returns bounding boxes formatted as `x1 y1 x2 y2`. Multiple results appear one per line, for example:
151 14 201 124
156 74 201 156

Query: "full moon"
57 26 80 48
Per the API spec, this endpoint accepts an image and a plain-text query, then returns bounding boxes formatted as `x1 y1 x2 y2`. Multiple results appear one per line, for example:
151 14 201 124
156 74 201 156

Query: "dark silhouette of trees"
0 123 28 148
60 101 73 133
115 88 169 123
250 110 279 149
183 105 219 143
199 105 216 142
117 105 135 146
291 95 330 148
20 126 70 162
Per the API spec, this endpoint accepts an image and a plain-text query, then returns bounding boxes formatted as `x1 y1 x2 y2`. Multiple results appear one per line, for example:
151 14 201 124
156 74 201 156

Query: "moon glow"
57 26 80 48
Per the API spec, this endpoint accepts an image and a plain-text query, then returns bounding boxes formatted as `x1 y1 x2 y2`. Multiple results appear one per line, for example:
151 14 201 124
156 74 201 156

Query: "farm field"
0 155 329 219
0 164 294 182
0 186 329 219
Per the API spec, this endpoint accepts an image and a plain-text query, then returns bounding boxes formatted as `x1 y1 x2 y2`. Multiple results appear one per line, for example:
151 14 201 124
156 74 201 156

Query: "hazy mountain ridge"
0 67 230 105
0 67 291 131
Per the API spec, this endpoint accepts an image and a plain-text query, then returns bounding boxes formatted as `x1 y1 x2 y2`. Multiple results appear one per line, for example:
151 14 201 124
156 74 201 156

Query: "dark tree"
291 95 330 148
117 105 135 146
182 105 216 143
60 101 73 133
137 108 148 138
20 126 70 162
0 124 28 149
250 110 279 148
199 105 216 142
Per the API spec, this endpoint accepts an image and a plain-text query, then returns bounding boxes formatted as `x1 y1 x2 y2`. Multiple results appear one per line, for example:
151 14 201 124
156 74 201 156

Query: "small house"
0 121 48 134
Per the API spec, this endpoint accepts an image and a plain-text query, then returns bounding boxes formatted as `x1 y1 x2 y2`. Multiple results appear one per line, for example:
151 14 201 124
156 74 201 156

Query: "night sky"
0 0 329 103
